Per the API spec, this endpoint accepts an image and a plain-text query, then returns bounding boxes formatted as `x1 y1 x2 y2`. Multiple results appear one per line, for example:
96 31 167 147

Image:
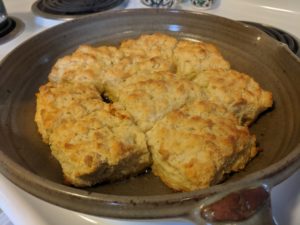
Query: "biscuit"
173 40 230 79
49 102 150 187
48 45 110 89
35 82 150 187
120 33 177 61
49 34 174 93
192 69 273 125
147 101 257 191
35 82 101 143
117 72 204 131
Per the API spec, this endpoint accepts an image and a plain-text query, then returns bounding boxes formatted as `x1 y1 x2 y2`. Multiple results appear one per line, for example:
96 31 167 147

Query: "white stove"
0 1 299 224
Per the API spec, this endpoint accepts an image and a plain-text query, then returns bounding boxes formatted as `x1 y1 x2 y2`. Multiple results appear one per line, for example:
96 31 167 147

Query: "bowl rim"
0 8 300 218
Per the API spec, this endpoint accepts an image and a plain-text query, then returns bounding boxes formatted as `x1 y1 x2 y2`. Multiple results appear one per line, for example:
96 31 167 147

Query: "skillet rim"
0 8 300 218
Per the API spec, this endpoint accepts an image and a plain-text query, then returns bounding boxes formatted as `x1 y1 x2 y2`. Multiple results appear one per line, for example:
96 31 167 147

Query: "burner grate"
0 17 16 38
36 0 125 15
242 21 299 55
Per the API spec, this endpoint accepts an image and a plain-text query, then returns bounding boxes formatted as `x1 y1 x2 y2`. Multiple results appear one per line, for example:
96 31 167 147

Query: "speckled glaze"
191 0 214 9
141 0 176 8
0 9 299 222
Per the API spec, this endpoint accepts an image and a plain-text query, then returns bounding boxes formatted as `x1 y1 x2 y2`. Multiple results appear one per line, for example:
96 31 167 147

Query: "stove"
241 21 299 56
31 0 127 20
0 0 300 225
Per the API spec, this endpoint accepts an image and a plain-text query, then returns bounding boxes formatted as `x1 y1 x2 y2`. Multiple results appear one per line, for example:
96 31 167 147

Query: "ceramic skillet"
0 9 299 224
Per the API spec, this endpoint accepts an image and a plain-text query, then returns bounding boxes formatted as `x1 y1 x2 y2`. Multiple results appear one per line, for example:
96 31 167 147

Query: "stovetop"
0 1 300 225
1 0 300 58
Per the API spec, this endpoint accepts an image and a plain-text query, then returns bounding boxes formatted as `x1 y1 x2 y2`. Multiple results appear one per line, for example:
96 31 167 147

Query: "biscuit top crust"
49 101 149 187
49 33 178 92
147 101 257 191
36 82 150 187
120 33 177 60
117 72 204 132
173 40 230 79
192 69 273 125
35 82 102 143
48 33 231 91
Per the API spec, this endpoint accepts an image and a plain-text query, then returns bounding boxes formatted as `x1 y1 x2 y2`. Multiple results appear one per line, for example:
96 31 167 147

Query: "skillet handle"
188 186 275 225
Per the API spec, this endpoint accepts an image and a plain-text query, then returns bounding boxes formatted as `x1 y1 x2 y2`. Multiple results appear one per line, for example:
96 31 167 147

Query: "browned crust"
35 33 272 189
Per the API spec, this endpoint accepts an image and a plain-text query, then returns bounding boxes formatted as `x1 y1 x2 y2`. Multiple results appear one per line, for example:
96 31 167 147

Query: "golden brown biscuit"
192 69 273 125
173 40 230 79
36 82 150 187
35 82 101 143
117 72 204 132
49 33 177 89
147 101 257 192
120 33 177 60
49 102 150 187
48 45 114 89
48 34 231 91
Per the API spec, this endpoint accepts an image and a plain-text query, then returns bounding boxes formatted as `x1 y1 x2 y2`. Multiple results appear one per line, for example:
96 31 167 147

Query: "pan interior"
0 10 300 198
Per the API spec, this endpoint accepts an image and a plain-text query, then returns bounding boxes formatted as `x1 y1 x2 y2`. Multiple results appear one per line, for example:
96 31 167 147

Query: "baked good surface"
146 101 257 191
49 34 176 93
35 82 101 143
117 72 204 131
173 39 231 79
36 82 150 187
192 69 273 125
35 33 273 190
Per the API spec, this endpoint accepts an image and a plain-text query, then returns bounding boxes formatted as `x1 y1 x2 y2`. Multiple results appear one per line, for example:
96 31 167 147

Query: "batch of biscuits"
35 33 272 192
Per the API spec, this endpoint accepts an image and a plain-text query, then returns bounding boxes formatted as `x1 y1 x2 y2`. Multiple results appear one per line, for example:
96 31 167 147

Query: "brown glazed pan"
0 9 300 224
